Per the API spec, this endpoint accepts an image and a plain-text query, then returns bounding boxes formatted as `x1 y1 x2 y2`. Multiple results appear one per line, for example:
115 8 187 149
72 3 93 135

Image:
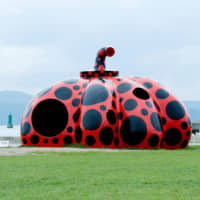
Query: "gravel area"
0 147 138 156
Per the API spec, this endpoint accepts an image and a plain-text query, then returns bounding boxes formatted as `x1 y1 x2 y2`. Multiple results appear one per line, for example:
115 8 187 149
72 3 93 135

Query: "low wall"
0 137 21 147
189 135 200 145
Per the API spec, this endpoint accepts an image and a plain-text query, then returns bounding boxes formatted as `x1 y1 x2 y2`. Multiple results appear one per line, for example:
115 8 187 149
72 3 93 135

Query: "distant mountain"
0 91 199 125
0 91 33 125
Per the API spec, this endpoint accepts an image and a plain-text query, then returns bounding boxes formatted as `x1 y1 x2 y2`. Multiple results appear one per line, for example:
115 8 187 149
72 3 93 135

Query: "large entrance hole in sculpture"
32 99 68 137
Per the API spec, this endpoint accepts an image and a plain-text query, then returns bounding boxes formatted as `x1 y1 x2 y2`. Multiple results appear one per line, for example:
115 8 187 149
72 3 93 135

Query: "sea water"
0 125 20 137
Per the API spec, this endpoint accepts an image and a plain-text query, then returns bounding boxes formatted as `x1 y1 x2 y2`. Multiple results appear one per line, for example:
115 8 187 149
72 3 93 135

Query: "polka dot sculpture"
21 47 192 149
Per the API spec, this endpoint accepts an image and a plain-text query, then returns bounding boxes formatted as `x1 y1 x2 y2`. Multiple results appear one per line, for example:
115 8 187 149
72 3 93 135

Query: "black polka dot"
82 84 108 105
44 139 48 143
181 140 188 148
23 138 27 144
133 88 149 100
73 108 81 123
67 126 73 133
118 112 123 120
30 135 39 144
153 101 161 112
32 99 68 137
55 87 72 100
120 116 147 145
155 89 169 99
86 135 95 146
24 104 32 119
83 83 88 88
111 90 116 97
64 136 73 144
148 134 159 147
63 79 79 84
117 78 122 81
83 110 102 130
119 98 124 102
52 138 58 144
162 117 166 125
73 85 80 90
79 91 82 95
146 101 152 108
38 87 52 98
114 138 119 146
115 127 118 133
75 126 82 143
186 131 190 136
160 139 164 147
107 110 116 125
100 105 106 110
141 109 148 116
181 122 188 130
166 101 185 120
72 98 80 107
117 83 132 93
22 122 31 135
188 117 192 126
98 78 105 83
112 101 116 109
143 82 153 89
124 99 137 111
164 128 182 146
150 112 162 132
99 127 113 145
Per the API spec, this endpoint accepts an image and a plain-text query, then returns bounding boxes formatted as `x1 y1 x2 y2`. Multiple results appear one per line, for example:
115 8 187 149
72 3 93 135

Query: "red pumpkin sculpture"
21 47 192 149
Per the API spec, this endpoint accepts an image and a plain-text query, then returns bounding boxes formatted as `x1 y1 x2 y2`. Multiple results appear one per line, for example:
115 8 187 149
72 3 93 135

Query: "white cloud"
0 46 42 76
0 0 199 100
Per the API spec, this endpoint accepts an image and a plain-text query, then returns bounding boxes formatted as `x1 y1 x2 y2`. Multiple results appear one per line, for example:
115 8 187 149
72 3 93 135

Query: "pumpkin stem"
94 47 115 71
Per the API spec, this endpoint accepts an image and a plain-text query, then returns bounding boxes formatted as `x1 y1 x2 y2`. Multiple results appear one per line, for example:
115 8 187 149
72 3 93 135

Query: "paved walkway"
0 147 138 156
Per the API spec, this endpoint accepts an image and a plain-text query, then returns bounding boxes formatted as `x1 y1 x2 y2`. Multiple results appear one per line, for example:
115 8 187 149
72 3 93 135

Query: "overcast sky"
0 0 199 100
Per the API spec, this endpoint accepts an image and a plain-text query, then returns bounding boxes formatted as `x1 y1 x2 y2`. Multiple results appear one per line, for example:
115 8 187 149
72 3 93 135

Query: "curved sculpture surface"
21 47 192 149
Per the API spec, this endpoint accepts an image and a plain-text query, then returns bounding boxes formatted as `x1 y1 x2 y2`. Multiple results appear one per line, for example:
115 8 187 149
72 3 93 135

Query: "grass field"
0 147 200 200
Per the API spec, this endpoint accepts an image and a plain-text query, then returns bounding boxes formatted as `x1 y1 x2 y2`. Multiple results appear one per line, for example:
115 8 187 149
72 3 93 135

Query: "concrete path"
0 147 139 156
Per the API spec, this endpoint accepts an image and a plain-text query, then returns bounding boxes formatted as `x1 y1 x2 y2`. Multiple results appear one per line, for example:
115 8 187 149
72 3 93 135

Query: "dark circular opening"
181 140 188 148
75 126 82 143
186 131 190 136
164 128 182 146
107 110 116 125
86 135 95 146
23 138 27 144
120 116 147 145
67 126 73 133
148 134 159 147
32 99 68 137
99 127 113 145
31 135 39 144
44 139 48 143
52 138 58 144
64 136 73 144
133 88 149 100
114 138 119 146
181 121 188 130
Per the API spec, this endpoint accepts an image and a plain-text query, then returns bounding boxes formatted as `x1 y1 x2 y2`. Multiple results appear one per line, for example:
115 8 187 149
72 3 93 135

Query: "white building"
192 121 200 135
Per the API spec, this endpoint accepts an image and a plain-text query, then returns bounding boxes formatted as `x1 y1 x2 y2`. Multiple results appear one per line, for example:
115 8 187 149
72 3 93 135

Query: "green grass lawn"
0 147 200 200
